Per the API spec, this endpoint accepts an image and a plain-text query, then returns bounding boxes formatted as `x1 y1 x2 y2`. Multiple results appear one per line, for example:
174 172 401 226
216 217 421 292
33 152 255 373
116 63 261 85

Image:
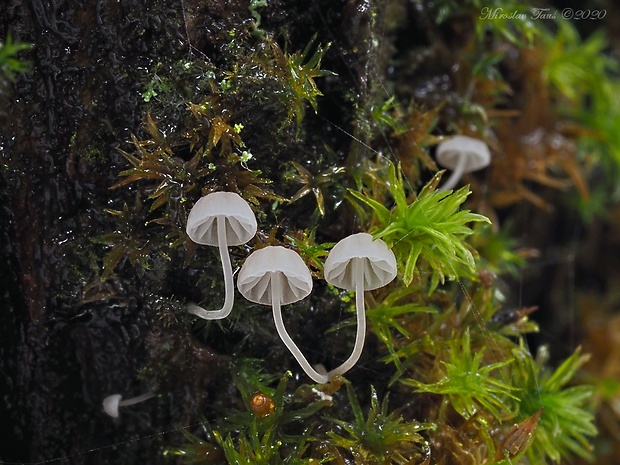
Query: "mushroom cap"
436 135 491 173
324 233 397 291
103 394 122 418
237 246 313 305
186 192 257 246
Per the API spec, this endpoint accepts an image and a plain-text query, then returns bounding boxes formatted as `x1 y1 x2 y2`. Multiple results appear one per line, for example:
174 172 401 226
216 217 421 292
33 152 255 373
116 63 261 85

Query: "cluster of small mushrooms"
184 192 398 385
102 136 490 416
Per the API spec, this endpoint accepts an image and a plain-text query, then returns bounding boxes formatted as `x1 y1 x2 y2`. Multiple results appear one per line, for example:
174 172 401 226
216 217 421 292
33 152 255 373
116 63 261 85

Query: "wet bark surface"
1 1 179 460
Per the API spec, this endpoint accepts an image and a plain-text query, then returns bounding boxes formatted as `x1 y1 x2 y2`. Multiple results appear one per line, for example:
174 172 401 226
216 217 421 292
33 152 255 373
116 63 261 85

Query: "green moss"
327 383 432 464
348 163 491 289
402 329 519 420
0 31 32 81
512 346 597 463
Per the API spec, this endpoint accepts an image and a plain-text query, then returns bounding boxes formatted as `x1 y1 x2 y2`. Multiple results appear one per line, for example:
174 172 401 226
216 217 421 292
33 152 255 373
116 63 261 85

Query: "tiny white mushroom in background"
102 392 155 418
237 246 328 384
435 135 491 191
186 192 257 320
324 232 397 379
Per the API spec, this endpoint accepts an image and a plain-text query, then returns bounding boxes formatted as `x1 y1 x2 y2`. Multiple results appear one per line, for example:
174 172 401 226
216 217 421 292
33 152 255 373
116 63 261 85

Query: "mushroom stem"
271 272 329 384
187 217 234 320
439 153 468 191
118 391 156 407
328 257 366 378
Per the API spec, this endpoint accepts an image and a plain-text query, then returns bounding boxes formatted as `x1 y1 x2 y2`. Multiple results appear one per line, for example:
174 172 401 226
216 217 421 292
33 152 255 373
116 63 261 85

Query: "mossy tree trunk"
1 0 611 464
0 1 383 462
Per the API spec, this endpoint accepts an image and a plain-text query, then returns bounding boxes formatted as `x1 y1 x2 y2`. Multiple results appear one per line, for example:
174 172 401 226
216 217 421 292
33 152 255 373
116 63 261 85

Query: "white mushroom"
186 192 257 320
237 246 328 384
435 135 491 191
102 392 155 418
323 233 396 379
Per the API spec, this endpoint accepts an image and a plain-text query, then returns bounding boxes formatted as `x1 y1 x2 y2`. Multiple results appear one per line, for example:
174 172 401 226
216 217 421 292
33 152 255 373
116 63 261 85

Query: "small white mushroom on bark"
102 392 155 418
323 233 397 379
186 192 257 320
237 246 328 384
